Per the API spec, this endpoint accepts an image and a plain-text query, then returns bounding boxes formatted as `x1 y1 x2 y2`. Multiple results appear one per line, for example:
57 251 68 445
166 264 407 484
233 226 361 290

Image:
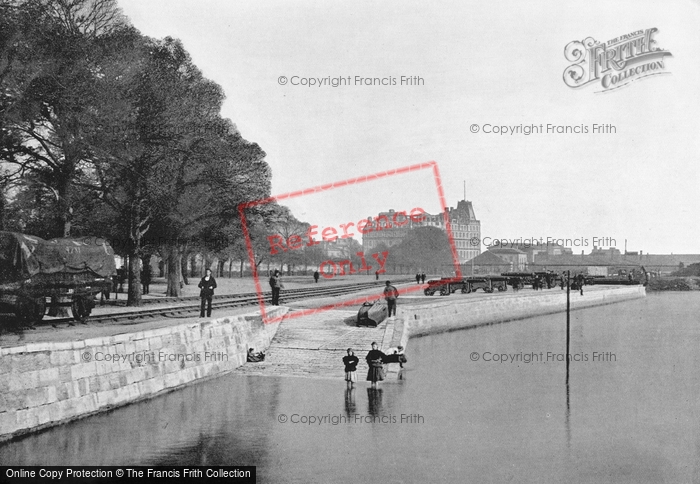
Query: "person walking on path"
365 342 386 388
343 348 359 388
384 280 399 318
512 276 520 292
421 273 426 284
577 274 585 295
141 263 152 295
415 273 421 284
313 270 320 283
270 270 282 305
375 270 379 281
198 268 217 318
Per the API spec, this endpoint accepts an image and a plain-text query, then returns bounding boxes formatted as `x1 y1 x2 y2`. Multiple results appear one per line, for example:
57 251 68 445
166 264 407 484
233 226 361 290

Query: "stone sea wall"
403 285 646 337
0 307 288 442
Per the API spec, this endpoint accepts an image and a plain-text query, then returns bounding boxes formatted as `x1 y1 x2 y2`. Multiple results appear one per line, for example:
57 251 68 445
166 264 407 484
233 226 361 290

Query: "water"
2 292 700 483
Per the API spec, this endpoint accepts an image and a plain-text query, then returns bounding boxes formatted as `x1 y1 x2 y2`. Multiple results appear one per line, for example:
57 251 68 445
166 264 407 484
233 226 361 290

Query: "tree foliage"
390 226 454 273
0 0 273 304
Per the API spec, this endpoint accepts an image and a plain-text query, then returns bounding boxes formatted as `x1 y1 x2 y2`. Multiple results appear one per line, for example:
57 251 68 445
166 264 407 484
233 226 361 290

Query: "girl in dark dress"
365 342 386 388
342 348 359 388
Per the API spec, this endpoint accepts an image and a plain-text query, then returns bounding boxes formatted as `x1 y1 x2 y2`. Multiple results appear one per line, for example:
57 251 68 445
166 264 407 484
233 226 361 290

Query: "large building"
362 200 481 263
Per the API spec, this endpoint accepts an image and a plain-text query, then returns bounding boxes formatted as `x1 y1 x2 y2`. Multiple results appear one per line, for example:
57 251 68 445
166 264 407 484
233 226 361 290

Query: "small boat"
357 300 388 327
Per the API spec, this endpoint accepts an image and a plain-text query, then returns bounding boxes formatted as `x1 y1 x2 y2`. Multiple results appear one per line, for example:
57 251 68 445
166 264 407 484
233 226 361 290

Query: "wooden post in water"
566 270 571 360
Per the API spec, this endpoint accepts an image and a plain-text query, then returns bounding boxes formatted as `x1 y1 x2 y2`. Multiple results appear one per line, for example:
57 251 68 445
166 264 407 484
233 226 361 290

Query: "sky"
117 0 700 254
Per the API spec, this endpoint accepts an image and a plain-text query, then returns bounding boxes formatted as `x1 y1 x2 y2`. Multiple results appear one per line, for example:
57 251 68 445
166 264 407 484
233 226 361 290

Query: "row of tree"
0 0 291 304
0 0 458 304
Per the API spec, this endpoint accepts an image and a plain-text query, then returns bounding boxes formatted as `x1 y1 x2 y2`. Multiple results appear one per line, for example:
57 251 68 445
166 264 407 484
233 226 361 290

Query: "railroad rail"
1 278 413 330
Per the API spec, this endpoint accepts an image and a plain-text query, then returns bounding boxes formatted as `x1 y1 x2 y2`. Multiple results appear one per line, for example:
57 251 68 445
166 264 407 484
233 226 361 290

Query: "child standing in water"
343 348 359 388
365 342 386 388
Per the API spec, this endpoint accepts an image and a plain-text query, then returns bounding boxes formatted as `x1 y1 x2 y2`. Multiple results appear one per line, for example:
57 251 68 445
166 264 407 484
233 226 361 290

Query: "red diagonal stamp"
238 161 462 324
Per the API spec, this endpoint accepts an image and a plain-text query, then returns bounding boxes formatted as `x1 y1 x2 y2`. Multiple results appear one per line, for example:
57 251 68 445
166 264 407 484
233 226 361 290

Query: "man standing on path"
313 270 320 283
415 273 421 284
270 270 282 305
384 280 399 319
198 268 217 318
141 263 152 295
577 273 585 296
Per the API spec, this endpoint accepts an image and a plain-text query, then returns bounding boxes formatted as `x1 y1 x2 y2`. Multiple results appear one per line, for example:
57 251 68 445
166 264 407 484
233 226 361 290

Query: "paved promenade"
234 307 402 380
233 284 645 381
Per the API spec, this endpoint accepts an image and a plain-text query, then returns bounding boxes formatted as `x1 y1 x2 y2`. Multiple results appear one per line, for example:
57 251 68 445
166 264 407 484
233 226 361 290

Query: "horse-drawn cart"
0 232 116 327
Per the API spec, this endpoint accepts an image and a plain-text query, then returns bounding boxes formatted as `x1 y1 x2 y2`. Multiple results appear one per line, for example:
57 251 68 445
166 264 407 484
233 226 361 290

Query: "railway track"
4 278 413 329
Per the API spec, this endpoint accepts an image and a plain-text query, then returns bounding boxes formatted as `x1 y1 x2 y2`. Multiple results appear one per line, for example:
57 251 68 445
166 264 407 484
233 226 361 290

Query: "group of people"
558 272 585 295
113 263 153 296
414 273 427 284
199 268 285 317
343 342 407 388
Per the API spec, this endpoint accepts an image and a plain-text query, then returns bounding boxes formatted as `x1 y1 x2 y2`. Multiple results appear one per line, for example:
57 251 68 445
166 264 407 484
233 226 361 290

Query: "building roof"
449 200 477 221
465 250 512 266
487 247 526 255
530 253 700 268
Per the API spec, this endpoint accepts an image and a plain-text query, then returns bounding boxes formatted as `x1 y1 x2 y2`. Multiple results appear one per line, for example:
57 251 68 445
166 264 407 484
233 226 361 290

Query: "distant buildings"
522 242 573 263
320 238 362 259
529 251 700 276
361 200 481 263
463 250 513 275
484 248 528 271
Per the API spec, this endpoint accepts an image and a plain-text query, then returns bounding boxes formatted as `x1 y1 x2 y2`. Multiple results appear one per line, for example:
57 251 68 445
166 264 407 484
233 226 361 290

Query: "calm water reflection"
2 292 700 483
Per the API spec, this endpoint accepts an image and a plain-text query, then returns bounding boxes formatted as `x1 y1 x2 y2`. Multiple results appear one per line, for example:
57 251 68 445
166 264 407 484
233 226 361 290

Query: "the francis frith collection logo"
563 28 672 92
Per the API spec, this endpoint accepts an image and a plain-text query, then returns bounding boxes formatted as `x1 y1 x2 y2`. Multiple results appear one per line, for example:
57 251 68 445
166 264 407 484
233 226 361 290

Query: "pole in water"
566 270 571 361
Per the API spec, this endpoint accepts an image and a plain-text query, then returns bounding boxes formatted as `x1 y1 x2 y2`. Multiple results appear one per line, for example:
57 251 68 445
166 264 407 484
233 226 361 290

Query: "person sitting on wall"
382 346 407 368
247 348 265 362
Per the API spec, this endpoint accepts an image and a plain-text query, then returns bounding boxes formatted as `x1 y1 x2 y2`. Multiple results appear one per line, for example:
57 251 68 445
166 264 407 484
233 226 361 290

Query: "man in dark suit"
383 280 399 318
198 268 217 317
270 270 281 305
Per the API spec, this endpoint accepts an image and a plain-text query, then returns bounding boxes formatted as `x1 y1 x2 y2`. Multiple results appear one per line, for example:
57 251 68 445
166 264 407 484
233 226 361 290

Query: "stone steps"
234 309 400 379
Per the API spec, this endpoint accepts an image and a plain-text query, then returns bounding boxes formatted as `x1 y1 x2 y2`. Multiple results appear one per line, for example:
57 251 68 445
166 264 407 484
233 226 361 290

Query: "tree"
0 0 129 237
392 226 454 274
264 204 312 275
1 2 273 306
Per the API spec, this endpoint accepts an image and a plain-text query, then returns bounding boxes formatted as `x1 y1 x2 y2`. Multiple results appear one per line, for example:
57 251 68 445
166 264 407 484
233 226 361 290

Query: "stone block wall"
0 307 287 441
405 285 645 337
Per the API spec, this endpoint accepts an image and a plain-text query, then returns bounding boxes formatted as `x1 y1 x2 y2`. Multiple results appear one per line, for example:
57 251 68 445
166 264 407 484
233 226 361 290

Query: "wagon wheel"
71 296 93 323
33 297 46 321
483 287 494 293
14 297 44 328
498 284 507 292
461 285 472 294
439 286 450 296
424 288 433 296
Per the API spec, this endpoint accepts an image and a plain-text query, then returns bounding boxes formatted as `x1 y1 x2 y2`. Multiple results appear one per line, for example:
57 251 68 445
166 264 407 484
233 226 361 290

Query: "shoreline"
0 284 645 442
